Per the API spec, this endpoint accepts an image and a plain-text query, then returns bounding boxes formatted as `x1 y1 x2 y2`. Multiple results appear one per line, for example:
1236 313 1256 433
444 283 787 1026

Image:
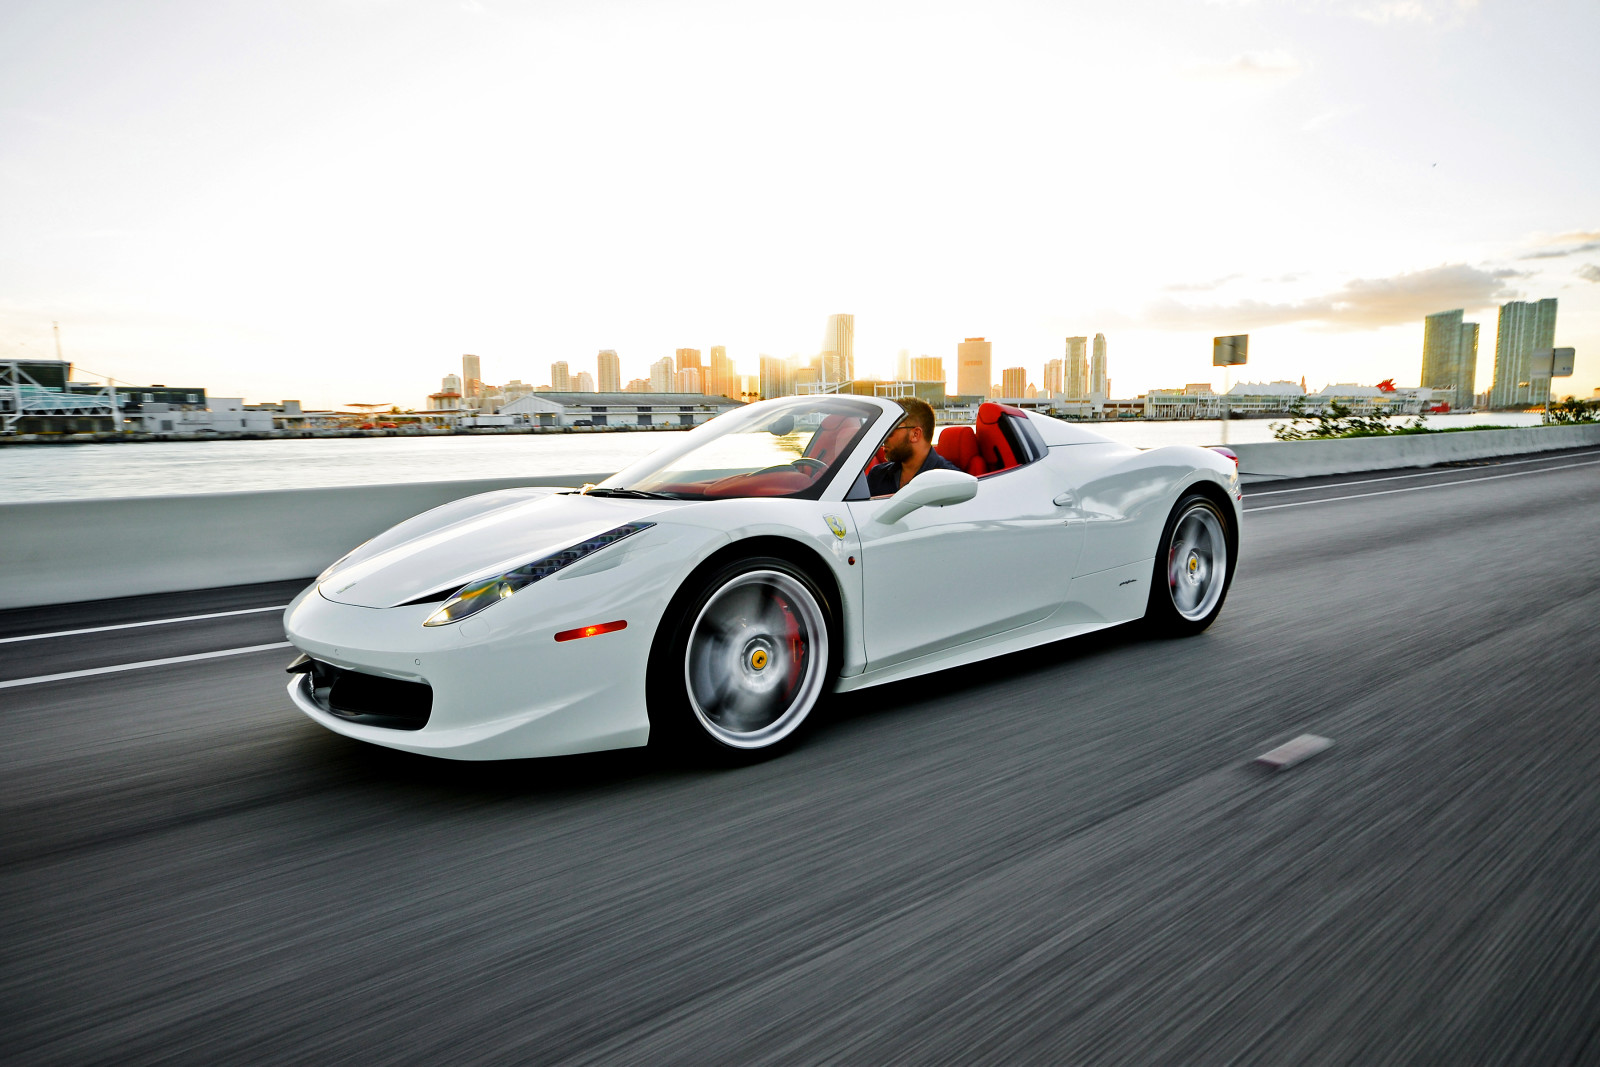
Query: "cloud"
1162 274 1243 292
1578 264 1600 284
1520 230 1600 259
1184 50 1302 81
1140 263 1520 332
1334 0 1479 25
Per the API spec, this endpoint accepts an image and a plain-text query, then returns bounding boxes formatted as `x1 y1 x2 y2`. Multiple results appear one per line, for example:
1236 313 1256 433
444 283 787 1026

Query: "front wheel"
648 556 834 760
1144 493 1234 636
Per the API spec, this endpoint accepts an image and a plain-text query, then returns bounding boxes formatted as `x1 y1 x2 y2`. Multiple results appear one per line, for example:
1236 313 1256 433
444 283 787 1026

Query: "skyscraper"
1001 367 1027 398
1491 298 1558 408
575 371 595 392
909 356 944 384
674 366 702 393
550 361 571 391
956 338 991 398
597 350 620 393
1065 337 1088 398
896 349 910 380
821 314 855 384
1043 358 1064 397
707 346 735 398
650 356 674 394
676 348 703 375
759 354 794 400
462 354 483 402
1091 334 1108 396
1420 310 1478 410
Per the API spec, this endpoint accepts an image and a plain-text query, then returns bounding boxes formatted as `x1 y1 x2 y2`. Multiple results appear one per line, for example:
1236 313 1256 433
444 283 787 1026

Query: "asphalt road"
4 447 1600 1064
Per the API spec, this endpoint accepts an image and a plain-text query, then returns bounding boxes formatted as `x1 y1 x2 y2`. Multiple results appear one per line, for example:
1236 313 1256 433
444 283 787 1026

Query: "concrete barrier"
1230 425 1600 483
0 474 610 611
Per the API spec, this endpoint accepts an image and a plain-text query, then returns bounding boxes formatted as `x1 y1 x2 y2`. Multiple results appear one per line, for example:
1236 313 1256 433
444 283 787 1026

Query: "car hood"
317 489 679 608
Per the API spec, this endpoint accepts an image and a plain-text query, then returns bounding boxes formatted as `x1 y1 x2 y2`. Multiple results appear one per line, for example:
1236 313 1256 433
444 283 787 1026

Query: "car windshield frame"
595 396 883 502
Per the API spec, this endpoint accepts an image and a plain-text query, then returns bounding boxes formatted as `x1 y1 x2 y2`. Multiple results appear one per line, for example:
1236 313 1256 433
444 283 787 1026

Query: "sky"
2 0 1597 410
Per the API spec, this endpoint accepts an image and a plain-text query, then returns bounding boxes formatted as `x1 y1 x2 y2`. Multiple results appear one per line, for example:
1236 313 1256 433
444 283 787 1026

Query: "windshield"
598 396 881 500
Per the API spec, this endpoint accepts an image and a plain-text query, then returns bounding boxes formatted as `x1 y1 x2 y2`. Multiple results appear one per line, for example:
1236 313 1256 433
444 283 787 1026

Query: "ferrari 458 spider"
285 396 1241 759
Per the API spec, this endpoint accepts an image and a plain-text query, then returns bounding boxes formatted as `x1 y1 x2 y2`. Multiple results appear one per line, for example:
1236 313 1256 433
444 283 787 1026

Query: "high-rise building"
674 366 702 393
676 348 702 374
1001 367 1027 398
896 349 910 380
550 361 571 391
759 354 795 400
575 371 595 392
462 355 482 402
1420 310 1479 410
597 350 621 393
649 356 674 394
821 314 855 384
625 378 650 393
1490 298 1558 408
1065 337 1088 398
1091 334 1108 396
956 337 992 397
1043 358 1064 397
707 346 735 398
909 356 944 384
441 372 462 394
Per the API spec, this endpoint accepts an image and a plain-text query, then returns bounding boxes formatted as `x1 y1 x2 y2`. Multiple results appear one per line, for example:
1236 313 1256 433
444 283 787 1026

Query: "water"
0 412 1548 503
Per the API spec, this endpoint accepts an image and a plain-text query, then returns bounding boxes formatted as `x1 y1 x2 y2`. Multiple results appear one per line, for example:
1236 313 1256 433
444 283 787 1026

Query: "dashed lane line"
1245 457 1600 513
0 604 289 645
1245 447 1600 497
0 642 293 690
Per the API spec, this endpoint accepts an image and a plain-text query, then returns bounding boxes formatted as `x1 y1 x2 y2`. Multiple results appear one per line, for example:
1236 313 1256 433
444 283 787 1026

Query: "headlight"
423 522 655 627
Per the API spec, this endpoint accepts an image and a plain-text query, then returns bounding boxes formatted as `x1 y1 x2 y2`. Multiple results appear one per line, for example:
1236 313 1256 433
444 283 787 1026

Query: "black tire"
647 555 838 762
1144 492 1235 637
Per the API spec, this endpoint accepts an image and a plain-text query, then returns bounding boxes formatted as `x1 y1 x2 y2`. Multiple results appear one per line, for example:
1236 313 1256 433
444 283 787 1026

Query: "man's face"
884 423 920 463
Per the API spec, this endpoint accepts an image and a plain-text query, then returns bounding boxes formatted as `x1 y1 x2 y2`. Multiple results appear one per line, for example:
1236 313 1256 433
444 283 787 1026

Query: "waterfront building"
675 348 703 375
674 366 702 393
1043 358 1064 397
550 361 571 391
575 371 596 392
499 391 742 428
501 379 535 401
624 378 650 393
597 350 621 393
759 354 795 400
649 356 675 394
707 346 736 399
821 314 855 385
1490 298 1559 408
909 356 944 386
956 337 992 398
896 349 910 380
1001 367 1027 398
1091 334 1108 397
1065 337 1088 398
1420 310 1479 411
462 355 482 404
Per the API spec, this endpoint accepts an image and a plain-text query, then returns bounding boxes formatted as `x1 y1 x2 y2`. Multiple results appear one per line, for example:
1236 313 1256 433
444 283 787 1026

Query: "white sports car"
285 396 1241 760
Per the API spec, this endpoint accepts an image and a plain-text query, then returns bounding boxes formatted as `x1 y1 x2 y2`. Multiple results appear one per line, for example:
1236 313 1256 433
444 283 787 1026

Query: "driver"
867 397 960 496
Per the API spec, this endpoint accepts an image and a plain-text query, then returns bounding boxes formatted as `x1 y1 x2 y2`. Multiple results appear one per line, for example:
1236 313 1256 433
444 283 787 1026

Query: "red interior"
803 414 861 466
935 426 987 476
973 402 1020 473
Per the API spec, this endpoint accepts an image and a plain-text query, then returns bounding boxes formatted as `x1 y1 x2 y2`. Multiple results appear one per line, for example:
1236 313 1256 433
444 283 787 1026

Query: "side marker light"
555 620 628 642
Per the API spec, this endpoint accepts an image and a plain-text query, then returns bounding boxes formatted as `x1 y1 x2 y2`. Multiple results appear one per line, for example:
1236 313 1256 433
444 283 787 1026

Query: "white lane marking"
1256 734 1333 770
0 604 289 645
1246 448 1600 497
1245 457 1600 513
0 642 292 690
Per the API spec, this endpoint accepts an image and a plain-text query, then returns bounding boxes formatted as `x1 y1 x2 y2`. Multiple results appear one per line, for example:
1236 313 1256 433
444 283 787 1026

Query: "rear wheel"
1145 493 1234 636
649 556 834 760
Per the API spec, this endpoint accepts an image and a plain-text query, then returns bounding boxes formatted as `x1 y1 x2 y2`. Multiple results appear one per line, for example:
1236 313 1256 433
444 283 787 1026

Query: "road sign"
1213 335 1248 367
1530 348 1575 377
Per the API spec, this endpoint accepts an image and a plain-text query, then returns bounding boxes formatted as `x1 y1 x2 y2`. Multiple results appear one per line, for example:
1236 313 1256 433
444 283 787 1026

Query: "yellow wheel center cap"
750 649 768 670
1188 556 1198 574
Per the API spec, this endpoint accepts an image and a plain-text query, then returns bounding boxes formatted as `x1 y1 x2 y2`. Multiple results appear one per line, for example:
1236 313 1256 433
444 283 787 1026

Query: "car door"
844 461 1085 672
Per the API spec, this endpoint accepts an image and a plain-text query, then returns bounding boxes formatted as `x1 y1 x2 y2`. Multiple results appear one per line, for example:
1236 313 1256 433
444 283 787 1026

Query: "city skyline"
1 1 1596 409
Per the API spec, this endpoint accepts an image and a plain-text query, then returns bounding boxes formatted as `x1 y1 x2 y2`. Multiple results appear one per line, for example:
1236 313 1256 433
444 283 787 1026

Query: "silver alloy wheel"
1166 503 1228 622
684 568 828 750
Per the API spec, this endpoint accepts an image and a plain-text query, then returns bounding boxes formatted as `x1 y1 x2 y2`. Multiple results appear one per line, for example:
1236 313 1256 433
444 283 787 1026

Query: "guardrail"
1230 424 1600 483
4 424 1599 610
0 475 609 611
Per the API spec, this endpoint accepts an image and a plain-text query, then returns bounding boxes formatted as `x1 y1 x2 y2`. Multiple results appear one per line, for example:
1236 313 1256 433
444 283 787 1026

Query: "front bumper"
282 577 662 760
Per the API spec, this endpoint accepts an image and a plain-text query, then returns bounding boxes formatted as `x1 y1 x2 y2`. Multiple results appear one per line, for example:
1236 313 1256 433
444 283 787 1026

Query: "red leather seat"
804 414 858 466
936 425 987 476
974 402 1020 472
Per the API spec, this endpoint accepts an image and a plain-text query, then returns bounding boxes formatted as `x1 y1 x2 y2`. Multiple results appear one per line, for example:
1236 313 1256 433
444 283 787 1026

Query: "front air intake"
288 654 432 730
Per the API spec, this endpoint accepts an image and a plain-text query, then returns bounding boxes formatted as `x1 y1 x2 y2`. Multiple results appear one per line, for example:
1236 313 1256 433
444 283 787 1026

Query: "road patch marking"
1255 734 1333 770
0 605 290 645
0 642 293 689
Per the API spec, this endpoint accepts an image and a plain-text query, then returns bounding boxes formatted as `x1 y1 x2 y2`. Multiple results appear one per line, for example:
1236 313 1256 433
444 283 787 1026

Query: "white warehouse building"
498 392 743 428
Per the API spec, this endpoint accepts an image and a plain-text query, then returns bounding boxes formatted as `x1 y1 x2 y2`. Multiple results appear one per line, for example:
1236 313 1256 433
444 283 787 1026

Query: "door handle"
1053 491 1075 507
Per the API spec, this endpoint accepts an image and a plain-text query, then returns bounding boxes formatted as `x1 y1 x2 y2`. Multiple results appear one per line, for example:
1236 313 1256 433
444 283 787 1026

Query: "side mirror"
876 469 979 524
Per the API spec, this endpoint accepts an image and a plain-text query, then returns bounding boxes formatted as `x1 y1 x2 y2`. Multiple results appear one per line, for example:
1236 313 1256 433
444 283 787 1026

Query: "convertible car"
284 396 1241 760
